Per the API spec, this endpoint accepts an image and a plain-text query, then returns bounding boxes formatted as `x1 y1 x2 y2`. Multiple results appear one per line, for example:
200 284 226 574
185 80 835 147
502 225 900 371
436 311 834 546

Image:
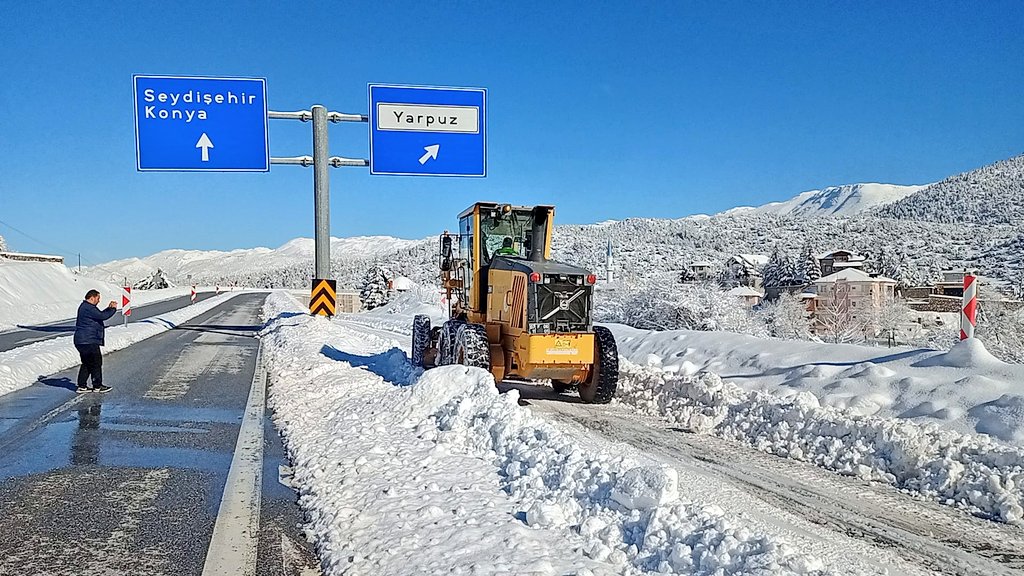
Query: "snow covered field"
0 260 199 331
609 325 1024 443
0 292 244 398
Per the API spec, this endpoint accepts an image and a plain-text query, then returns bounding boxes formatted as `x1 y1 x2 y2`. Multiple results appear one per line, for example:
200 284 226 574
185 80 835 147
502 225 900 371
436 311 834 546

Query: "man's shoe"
75 386 91 394
93 385 112 393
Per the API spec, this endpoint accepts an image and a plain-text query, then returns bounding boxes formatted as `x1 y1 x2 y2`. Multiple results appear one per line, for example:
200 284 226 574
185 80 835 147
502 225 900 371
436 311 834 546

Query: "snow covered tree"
801 244 821 283
815 282 865 344
359 265 391 310
871 296 914 346
133 268 173 290
762 248 784 288
759 293 812 340
975 301 1024 363
0 234 7 252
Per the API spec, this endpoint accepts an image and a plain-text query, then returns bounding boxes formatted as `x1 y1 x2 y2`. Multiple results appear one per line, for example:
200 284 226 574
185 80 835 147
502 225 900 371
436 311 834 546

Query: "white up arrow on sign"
418 144 439 165
196 133 214 162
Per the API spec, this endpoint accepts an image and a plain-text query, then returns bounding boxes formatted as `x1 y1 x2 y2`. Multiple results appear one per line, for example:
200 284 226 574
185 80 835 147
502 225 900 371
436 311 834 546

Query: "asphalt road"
0 293 319 576
0 292 218 354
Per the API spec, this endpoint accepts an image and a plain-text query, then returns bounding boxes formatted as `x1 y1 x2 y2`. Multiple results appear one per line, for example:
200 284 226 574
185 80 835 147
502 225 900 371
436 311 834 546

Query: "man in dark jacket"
74 290 118 393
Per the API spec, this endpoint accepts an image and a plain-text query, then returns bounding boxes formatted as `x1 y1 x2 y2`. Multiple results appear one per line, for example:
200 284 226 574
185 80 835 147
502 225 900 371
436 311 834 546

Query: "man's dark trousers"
75 344 103 388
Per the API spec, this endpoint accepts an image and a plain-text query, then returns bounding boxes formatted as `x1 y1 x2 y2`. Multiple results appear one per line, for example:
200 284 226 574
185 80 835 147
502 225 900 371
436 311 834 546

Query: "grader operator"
411 202 618 404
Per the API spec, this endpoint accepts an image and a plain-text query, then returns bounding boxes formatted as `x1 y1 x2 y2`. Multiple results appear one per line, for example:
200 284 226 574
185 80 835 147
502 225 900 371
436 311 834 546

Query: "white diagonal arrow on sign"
196 133 214 162
418 144 439 165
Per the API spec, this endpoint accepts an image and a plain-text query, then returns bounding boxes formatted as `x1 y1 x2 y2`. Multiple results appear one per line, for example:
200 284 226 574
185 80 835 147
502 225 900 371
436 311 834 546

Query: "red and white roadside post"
961 272 978 340
191 285 197 305
122 285 132 326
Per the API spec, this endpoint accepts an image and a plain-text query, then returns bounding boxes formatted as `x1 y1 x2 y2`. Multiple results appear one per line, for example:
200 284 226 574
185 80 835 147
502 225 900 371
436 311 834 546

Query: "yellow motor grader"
411 202 618 403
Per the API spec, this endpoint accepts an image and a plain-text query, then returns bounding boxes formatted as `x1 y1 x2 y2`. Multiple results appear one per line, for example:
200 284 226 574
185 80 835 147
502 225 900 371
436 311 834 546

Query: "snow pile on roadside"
0 259 205 330
0 292 243 398
608 324 1024 443
260 292 836 575
615 359 1024 524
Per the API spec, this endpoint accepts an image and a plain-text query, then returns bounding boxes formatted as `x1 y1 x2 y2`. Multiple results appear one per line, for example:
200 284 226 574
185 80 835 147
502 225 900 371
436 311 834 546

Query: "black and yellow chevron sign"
310 279 337 317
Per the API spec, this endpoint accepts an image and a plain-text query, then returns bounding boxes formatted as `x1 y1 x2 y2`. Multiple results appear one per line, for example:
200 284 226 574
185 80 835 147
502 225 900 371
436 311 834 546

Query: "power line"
0 218 125 279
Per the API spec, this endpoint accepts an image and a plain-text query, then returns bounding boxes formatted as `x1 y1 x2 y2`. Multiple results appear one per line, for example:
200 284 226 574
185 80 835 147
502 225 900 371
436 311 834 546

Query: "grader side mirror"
440 233 454 271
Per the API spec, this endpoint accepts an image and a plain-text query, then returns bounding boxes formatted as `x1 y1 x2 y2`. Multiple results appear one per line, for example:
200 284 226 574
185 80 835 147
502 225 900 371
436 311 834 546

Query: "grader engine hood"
490 257 594 334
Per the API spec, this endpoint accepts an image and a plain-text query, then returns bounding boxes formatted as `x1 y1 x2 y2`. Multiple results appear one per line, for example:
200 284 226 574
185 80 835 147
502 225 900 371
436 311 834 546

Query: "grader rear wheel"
454 323 491 370
577 326 618 404
411 315 431 368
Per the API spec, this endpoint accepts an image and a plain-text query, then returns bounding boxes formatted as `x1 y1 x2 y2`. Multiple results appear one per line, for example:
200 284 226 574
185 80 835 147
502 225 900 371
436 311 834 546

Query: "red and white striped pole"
961 273 978 340
122 286 132 326
191 285 197 305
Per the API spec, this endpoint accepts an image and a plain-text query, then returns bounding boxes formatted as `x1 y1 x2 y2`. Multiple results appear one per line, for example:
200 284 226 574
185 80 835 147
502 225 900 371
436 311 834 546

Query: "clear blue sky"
1 1 1022 263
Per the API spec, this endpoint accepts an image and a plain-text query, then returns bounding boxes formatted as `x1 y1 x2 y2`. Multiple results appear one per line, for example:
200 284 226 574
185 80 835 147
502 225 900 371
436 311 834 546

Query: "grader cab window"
480 209 535 264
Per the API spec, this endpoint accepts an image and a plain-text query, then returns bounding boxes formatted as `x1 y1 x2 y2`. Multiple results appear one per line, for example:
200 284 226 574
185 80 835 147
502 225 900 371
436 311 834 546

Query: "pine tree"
359 266 391 310
803 244 821 283
763 247 783 288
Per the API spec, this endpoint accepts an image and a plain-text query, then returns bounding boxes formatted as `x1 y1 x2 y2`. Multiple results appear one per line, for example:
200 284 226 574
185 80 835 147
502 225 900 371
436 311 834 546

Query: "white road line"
201 344 266 576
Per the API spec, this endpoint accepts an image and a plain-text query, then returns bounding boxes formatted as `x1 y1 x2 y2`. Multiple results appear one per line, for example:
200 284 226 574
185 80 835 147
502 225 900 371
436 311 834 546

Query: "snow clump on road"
615 360 1024 524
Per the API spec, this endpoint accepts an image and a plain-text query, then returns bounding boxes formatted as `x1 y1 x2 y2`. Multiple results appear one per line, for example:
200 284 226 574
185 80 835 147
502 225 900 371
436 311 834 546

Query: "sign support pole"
312 105 331 280
268 108 368 316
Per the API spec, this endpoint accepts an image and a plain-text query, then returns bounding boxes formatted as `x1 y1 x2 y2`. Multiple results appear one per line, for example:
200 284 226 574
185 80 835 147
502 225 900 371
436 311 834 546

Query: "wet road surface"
0 293 319 575
0 292 218 353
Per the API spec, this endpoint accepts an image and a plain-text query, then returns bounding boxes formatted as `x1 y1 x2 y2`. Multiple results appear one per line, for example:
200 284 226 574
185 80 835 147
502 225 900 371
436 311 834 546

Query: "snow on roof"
814 268 897 284
391 276 415 290
728 286 763 297
690 261 713 267
832 260 867 268
732 254 769 267
0 251 64 260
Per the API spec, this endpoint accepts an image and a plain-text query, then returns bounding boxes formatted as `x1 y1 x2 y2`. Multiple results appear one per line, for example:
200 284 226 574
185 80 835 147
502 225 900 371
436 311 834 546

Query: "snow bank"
609 324 1024 443
615 360 1024 524
0 260 201 331
0 292 244 398
260 292 835 575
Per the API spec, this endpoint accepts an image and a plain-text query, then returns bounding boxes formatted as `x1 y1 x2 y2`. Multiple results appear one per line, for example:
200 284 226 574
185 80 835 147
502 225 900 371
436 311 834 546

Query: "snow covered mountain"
722 183 927 218
877 153 1024 224
83 236 426 287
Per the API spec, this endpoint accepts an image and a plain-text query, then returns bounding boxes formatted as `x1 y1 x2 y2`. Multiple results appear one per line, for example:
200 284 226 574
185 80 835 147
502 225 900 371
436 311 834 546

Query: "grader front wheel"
577 326 618 404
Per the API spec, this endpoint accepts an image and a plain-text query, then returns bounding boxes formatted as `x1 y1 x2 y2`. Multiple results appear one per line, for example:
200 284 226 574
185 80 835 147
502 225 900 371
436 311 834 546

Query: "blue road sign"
369 84 486 177
134 75 269 172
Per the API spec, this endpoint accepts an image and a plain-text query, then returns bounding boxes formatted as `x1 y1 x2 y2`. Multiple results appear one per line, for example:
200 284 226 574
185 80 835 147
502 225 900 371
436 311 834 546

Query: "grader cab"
411 202 618 403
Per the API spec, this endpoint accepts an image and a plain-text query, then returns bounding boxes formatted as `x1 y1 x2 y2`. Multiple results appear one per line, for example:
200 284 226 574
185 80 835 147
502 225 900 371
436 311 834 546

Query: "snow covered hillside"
82 153 1024 294
878 153 1024 224
722 183 927 218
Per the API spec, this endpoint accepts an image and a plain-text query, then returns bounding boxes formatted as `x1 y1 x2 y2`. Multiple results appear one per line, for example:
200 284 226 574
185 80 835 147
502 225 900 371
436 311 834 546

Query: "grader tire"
438 320 463 366
411 315 431 368
454 323 491 370
578 326 618 404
